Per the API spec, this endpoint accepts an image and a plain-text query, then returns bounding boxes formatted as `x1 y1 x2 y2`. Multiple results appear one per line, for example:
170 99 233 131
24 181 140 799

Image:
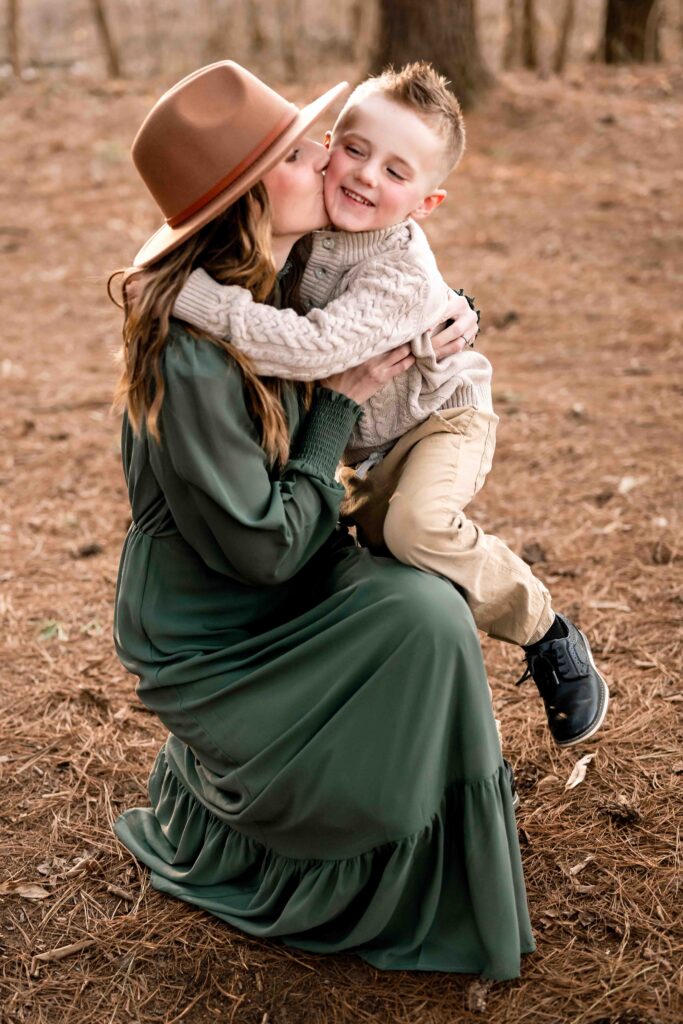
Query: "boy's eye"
387 168 404 181
285 148 300 163
345 145 363 157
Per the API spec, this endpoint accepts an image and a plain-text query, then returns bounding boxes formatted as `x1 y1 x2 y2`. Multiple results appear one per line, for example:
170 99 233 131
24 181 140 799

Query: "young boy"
172 62 608 748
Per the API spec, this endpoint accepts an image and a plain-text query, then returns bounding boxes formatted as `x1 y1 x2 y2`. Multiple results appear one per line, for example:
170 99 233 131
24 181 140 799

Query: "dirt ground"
1 62 682 1024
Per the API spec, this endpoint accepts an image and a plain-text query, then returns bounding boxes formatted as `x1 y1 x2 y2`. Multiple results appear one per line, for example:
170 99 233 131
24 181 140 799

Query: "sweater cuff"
173 268 227 330
290 388 361 480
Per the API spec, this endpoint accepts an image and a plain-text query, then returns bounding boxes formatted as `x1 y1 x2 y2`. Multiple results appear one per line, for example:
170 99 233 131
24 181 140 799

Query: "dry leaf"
38 620 68 642
598 520 632 535
617 475 647 495
466 978 490 1014
537 774 559 792
565 753 596 790
588 599 631 612
569 854 595 876
0 881 51 900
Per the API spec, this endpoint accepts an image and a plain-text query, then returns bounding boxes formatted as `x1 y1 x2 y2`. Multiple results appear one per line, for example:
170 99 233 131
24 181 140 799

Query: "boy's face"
323 93 447 233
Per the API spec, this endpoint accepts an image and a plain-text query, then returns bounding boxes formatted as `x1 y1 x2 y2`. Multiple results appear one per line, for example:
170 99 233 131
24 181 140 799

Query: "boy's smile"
340 186 375 208
323 92 447 233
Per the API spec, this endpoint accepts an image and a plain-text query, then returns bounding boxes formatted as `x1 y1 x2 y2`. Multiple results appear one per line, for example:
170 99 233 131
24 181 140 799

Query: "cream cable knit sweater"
173 219 493 462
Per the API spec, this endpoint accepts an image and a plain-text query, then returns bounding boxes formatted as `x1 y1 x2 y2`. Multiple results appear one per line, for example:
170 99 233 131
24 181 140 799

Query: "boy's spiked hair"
339 61 466 180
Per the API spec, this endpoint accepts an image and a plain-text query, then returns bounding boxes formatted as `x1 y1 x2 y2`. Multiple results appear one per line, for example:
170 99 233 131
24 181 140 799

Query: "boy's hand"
431 289 479 360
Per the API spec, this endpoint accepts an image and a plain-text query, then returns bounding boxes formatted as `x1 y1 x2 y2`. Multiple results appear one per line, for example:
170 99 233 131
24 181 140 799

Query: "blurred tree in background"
553 0 577 73
2 0 678 86
7 0 19 75
369 0 492 108
601 0 662 62
89 0 121 76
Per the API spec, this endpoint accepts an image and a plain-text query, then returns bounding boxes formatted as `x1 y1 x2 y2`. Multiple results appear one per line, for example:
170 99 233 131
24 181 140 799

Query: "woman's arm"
171 255 440 379
150 329 413 586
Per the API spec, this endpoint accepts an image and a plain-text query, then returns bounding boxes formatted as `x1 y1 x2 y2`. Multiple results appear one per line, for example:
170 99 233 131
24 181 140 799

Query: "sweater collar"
309 220 413 268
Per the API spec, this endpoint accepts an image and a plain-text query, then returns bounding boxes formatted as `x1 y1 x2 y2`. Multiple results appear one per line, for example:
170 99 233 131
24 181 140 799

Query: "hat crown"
132 61 297 225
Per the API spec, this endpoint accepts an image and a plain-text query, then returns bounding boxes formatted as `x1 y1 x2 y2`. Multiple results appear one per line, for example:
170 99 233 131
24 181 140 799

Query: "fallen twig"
106 883 134 901
30 938 96 975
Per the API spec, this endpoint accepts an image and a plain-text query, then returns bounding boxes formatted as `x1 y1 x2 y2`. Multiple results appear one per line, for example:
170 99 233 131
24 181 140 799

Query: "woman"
113 61 534 980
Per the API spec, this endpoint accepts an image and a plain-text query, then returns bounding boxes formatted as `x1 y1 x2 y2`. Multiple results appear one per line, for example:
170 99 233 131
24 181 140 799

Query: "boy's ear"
323 130 332 150
411 189 447 221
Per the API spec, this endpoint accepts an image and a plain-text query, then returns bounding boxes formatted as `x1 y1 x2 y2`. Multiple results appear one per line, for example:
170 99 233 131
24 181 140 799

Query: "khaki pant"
340 407 554 647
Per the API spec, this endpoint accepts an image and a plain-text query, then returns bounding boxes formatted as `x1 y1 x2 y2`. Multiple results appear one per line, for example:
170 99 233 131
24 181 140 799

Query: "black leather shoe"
503 758 520 809
517 613 609 747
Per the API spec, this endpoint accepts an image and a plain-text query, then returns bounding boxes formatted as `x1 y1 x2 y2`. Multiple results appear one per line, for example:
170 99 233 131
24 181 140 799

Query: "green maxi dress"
113 323 535 980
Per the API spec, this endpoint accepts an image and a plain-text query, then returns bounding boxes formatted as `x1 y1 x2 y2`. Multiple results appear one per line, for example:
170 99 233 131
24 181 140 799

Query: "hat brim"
132 80 349 267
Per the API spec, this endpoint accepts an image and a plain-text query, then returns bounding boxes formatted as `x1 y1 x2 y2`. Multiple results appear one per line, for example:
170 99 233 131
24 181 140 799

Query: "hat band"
166 107 298 228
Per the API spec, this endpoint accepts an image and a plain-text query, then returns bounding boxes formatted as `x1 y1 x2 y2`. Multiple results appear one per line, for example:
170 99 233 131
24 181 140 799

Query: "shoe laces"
516 650 560 701
515 663 532 686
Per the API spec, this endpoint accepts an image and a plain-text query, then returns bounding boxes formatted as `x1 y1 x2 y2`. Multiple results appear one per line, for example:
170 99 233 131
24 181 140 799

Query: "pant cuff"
524 607 556 646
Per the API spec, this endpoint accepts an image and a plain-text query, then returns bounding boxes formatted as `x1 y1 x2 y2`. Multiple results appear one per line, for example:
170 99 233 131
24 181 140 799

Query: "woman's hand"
320 344 415 406
431 289 479 361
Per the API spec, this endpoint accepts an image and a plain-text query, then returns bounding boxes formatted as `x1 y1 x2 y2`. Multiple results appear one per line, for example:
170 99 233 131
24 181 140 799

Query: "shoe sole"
554 630 610 748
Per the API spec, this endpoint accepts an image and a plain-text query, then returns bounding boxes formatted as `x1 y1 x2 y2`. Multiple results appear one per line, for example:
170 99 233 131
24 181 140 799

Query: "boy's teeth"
343 187 372 207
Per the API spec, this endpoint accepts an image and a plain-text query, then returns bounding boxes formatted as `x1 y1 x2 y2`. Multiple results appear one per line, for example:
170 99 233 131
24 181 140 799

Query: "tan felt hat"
131 61 349 267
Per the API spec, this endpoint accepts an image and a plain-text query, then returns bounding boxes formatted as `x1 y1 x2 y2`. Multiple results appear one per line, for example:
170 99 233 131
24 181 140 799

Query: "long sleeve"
348 348 494 458
171 220 493 459
149 330 360 586
172 255 444 379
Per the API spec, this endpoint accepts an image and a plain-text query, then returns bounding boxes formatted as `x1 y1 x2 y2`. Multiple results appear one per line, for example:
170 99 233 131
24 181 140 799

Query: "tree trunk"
348 0 364 60
602 0 660 63
278 0 303 81
143 0 162 76
244 0 266 56
502 0 521 70
368 0 492 110
644 0 663 62
202 0 232 64
89 0 121 77
521 0 539 69
553 0 575 74
7 0 20 77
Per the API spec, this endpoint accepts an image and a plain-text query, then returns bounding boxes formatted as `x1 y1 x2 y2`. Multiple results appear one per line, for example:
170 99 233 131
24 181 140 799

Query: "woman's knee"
413 571 477 647
371 559 476 647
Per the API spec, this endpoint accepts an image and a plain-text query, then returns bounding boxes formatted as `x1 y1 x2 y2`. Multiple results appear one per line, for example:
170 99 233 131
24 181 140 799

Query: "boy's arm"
172 257 445 380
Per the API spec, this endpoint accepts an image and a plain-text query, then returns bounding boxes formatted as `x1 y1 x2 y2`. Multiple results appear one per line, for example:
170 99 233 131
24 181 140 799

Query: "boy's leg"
339 413 466 551
380 408 609 747
382 407 553 645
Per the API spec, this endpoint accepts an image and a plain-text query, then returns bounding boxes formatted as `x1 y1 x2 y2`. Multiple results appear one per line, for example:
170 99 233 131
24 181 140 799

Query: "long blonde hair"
112 182 313 467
